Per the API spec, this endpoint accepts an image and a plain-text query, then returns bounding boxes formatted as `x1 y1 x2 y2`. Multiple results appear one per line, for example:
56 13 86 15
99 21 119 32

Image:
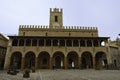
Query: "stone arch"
38 51 50 69
10 52 22 69
95 52 108 69
24 51 35 69
53 51 65 69
67 51 79 69
81 52 93 69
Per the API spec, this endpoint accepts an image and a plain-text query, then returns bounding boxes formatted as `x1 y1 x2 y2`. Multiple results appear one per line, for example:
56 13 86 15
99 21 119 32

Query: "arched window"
73 40 79 47
93 40 99 47
53 40 58 46
26 39 31 46
32 39 37 46
46 39 51 46
66 40 72 47
19 39 24 46
87 40 92 47
80 40 85 47
12 39 18 46
39 39 44 46
60 40 65 46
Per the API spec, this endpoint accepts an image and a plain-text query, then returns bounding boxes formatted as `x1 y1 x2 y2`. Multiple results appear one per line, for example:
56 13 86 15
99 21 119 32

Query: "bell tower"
49 8 63 29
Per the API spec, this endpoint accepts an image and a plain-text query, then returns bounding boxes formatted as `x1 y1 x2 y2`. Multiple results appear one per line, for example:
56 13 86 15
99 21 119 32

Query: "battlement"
19 25 98 31
19 25 49 29
50 8 62 13
63 26 98 30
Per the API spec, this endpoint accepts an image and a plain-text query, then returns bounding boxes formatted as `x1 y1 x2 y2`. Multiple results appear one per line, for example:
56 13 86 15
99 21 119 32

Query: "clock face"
52 22 60 28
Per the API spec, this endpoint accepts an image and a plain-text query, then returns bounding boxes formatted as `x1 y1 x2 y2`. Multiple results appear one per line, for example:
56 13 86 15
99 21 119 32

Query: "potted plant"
23 68 30 78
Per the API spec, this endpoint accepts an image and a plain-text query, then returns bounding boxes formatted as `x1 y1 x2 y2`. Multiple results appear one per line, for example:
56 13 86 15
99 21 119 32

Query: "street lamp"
117 34 120 47
116 34 120 46
118 34 120 36
118 34 120 68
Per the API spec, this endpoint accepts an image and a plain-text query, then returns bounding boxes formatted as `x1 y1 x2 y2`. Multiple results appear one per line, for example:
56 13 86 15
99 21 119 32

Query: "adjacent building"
0 33 8 70
109 38 120 69
4 8 111 70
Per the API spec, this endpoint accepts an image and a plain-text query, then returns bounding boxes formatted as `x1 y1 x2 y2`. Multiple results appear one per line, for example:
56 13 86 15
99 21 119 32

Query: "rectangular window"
55 16 58 22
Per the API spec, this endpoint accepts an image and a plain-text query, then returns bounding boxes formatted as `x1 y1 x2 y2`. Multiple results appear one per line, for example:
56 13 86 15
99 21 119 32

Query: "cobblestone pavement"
0 69 120 80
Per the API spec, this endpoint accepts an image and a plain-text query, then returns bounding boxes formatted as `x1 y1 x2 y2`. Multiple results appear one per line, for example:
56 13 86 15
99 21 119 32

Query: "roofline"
109 46 119 49
0 33 9 41
8 36 109 39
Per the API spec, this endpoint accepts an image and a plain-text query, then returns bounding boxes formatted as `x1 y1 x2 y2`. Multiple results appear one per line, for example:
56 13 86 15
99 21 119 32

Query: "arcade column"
21 57 24 70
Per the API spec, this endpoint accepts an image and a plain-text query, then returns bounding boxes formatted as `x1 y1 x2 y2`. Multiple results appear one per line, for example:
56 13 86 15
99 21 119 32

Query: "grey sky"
0 0 120 40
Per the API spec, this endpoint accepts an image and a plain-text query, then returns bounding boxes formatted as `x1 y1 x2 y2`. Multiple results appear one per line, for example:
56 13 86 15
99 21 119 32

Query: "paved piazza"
0 69 120 80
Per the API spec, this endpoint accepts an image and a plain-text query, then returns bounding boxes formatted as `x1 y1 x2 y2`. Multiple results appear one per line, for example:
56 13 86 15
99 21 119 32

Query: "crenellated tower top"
50 8 63 13
49 8 63 29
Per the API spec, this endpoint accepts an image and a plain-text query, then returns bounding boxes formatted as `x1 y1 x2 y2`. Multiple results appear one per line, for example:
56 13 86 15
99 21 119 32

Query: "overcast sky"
0 0 120 40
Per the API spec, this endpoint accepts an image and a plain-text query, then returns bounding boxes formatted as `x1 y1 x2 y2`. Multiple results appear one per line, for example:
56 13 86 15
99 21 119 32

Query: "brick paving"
0 69 120 80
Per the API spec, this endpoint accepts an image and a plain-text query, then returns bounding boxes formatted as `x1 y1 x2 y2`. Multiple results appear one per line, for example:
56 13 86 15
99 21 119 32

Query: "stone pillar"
78 57 81 68
64 57 67 69
51 40 53 47
4 40 12 70
98 40 100 47
21 57 24 70
29 39 31 46
79 40 80 47
50 57 53 69
17 39 19 46
65 40 66 47
85 40 87 47
72 40 73 47
4 56 11 70
92 40 94 47
44 39 45 47
93 57 96 69
35 57 38 69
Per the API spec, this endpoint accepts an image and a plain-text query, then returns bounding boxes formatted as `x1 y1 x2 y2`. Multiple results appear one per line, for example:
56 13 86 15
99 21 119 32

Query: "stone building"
4 8 111 70
109 38 120 69
0 33 8 70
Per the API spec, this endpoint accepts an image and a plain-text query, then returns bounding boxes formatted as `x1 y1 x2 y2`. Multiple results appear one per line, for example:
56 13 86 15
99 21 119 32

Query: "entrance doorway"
55 56 62 68
67 52 78 69
95 52 108 69
53 51 64 69
81 52 93 69
24 52 35 69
